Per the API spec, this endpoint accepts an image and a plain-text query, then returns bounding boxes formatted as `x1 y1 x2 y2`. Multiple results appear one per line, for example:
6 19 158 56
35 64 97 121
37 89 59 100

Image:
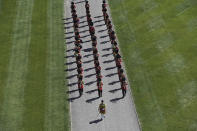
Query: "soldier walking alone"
98 100 106 120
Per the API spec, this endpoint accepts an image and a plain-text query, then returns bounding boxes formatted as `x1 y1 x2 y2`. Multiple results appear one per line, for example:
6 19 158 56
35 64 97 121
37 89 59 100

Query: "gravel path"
64 0 141 130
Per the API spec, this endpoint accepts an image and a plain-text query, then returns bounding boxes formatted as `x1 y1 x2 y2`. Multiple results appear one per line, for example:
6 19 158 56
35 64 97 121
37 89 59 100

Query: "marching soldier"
121 81 127 97
98 100 106 120
98 80 103 97
78 80 84 96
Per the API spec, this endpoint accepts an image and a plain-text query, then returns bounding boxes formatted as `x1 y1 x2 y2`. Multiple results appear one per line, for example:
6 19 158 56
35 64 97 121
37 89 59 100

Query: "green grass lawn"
0 0 70 130
0 0 17 110
109 0 197 130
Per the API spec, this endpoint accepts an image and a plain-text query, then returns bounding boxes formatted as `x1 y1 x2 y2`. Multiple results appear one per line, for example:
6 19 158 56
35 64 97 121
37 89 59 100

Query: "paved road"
64 0 141 131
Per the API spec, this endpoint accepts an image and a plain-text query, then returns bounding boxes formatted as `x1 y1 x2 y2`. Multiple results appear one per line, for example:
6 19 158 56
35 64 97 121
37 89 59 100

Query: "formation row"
85 1 103 97
70 2 84 96
102 0 127 97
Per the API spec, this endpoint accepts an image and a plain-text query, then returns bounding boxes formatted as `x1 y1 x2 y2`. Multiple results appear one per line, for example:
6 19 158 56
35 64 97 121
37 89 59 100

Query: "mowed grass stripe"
109 0 197 130
44 0 70 130
0 0 17 115
0 0 2 12
0 0 34 130
23 0 48 130
109 0 167 130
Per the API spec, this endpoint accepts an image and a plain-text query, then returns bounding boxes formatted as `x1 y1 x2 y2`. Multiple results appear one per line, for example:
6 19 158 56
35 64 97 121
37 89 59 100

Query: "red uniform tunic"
89 26 95 33
98 82 103 91
121 82 127 90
